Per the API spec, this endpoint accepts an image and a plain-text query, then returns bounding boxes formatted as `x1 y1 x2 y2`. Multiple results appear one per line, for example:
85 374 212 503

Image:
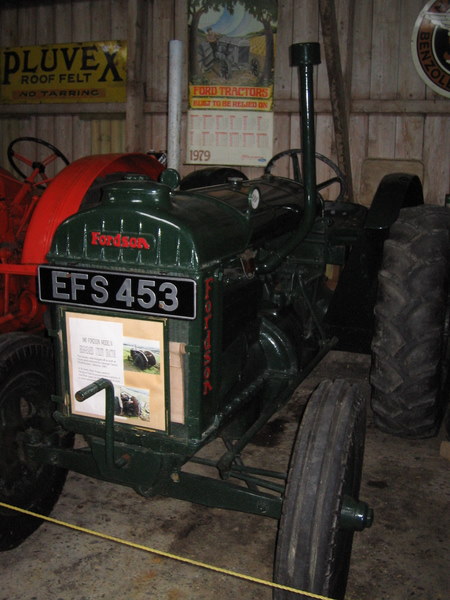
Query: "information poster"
65 312 166 431
187 0 277 166
187 109 273 166
0 41 127 103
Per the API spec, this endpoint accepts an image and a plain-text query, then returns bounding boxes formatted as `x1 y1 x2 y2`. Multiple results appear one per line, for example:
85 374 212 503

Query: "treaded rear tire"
370 205 450 438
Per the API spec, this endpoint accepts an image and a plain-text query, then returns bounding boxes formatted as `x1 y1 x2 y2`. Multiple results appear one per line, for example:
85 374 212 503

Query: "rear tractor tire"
0 333 73 550
370 205 450 438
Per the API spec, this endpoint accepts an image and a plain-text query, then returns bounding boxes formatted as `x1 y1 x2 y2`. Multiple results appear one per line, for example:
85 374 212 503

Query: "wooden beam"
125 0 146 152
1 99 449 117
275 99 450 115
319 0 354 201
1 97 449 119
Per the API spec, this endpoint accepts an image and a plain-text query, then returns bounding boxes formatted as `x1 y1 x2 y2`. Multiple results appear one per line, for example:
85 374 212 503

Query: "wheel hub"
340 495 374 531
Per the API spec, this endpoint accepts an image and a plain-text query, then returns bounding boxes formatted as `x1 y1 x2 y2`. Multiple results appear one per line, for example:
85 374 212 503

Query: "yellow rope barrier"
0 500 335 600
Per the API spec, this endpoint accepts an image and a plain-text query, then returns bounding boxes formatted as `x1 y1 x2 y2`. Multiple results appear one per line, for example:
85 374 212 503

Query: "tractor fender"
21 153 164 265
364 173 423 230
325 173 423 354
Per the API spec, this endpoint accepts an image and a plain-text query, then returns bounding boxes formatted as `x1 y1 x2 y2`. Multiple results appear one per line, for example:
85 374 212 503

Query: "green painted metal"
29 42 374 525
75 378 119 471
257 42 321 273
340 495 374 531
47 175 307 272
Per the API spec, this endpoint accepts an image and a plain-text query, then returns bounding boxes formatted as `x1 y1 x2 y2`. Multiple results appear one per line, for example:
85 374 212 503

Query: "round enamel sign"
411 1 450 98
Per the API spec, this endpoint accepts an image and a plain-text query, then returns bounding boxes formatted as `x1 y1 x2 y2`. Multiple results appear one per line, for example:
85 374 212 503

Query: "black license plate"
38 265 196 320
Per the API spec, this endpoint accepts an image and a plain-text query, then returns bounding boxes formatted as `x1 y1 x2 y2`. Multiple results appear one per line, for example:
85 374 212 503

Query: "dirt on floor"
0 351 448 600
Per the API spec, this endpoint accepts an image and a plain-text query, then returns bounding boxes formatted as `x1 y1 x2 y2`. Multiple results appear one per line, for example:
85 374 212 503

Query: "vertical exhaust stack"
258 42 321 273
291 42 321 225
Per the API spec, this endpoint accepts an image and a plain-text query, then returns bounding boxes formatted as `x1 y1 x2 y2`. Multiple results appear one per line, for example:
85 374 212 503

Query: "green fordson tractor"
1 43 447 599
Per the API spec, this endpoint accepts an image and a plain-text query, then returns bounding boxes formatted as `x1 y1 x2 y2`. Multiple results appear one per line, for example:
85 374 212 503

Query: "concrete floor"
0 351 449 600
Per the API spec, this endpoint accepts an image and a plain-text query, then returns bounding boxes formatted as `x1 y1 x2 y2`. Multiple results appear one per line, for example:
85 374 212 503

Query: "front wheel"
273 379 371 600
0 333 73 551
370 205 450 438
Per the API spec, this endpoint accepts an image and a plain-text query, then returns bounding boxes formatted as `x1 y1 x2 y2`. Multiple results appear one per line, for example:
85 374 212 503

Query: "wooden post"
319 0 354 202
126 0 146 152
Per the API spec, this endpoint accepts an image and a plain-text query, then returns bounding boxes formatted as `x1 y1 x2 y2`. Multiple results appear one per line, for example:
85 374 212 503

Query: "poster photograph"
65 311 166 431
187 0 277 166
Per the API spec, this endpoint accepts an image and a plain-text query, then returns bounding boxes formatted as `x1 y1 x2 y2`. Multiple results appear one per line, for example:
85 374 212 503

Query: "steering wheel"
264 149 347 202
7 136 69 185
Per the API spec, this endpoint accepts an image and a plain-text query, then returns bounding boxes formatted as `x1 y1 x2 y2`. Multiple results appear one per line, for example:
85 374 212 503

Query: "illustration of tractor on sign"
198 33 259 80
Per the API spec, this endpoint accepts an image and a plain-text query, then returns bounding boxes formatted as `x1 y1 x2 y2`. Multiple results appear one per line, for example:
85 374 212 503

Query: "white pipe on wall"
167 40 183 172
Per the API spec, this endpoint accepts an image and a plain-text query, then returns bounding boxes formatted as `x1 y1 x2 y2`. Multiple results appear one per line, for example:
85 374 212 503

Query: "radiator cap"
104 174 172 210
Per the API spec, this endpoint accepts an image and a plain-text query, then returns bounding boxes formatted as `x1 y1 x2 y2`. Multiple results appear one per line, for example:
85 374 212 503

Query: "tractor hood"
46 174 305 273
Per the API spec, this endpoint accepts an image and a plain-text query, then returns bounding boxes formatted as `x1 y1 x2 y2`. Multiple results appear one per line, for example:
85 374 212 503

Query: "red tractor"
0 136 165 334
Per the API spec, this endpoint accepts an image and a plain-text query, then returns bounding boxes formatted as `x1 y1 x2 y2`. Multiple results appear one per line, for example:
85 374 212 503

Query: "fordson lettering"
203 277 214 395
91 231 150 249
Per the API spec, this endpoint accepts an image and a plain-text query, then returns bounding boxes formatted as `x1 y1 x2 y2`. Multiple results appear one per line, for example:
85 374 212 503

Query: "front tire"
273 379 368 600
370 205 450 438
0 333 73 550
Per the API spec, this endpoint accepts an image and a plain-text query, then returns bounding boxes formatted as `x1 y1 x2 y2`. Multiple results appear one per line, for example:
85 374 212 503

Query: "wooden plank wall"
0 0 448 203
